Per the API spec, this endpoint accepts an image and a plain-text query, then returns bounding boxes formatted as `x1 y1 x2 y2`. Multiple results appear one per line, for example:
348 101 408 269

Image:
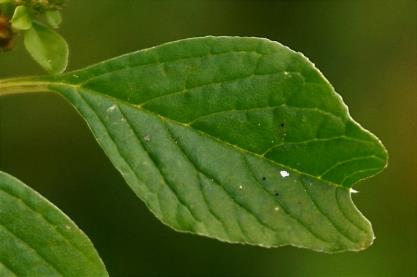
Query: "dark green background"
1 1 416 276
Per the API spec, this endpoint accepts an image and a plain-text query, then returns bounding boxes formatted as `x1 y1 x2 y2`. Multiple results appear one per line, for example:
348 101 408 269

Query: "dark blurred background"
0 1 415 276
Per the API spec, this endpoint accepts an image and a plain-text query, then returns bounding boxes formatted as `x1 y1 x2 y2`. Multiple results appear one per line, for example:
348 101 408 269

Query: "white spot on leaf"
107 105 117 113
280 170 290 178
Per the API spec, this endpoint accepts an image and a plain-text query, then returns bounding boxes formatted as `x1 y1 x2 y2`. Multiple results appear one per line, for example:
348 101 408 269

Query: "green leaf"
45 10 62 28
11 5 32 30
0 171 108 276
12 37 388 252
24 21 68 74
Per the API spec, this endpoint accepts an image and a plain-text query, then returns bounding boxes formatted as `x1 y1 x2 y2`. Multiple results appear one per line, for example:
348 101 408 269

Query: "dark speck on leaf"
280 123 285 127
262 177 266 181
274 192 279 196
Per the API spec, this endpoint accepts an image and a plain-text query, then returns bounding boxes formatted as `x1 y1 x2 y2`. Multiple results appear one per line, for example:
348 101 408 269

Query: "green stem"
0 77 53 96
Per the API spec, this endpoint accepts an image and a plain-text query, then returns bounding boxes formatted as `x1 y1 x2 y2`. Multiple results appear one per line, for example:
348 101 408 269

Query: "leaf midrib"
76 91 337 246
73 93 365 248
48 81 366 190
166 127 333 244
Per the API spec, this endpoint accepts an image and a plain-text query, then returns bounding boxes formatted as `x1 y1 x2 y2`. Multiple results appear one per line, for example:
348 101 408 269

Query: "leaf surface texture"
0 172 108 276
41 37 387 252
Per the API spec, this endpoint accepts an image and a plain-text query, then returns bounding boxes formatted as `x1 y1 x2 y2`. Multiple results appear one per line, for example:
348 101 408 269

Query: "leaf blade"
45 10 62 28
11 5 32 31
61 37 387 187
24 21 68 74
45 36 386 252
0 171 108 276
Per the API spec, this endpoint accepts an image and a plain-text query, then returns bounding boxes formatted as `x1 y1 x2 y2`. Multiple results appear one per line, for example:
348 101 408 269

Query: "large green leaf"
0 171 108 276
1 37 388 252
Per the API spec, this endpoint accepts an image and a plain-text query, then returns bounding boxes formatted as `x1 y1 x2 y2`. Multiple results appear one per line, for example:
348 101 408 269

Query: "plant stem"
0 77 52 97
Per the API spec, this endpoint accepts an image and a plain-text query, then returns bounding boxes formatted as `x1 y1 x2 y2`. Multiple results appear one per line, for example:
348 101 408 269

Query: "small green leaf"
45 10 62 28
23 21 68 74
11 5 32 30
10 37 388 252
0 171 108 276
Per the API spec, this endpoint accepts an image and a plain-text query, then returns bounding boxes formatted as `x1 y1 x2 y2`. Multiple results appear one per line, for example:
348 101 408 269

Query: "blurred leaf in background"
0 0 415 276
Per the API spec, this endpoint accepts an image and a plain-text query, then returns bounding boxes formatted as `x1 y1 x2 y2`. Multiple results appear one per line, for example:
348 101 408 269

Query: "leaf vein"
163 124 253 241
0 187 98 265
262 136 377 156
319 155 385 178
243 157 331 244
75 86 356 190
300 178 359 243
335 188 368 233
138 71 296 108
187 103 340 127
165 126 290 237
117 105 205 228
196 174 231 239
0 261 18 277
78 49 264 86
0 224 63 276
341 168 382 186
